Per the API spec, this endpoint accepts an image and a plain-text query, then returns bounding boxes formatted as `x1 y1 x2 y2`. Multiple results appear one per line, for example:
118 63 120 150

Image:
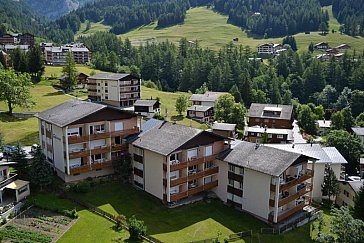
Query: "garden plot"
0 207 77 242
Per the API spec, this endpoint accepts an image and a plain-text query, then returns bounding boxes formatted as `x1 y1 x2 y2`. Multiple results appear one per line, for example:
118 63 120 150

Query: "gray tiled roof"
134 100 158 107
352 127 364 136
35 100 105 127
88 73 132 80
322 147 348 164
219 142 304 177
189 92 227 102
212 122 236 131
132 122 202 156
349 181 363 193
187 105 212 112
248 103 293 120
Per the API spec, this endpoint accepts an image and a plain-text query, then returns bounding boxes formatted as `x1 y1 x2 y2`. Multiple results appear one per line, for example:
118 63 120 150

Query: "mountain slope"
24 0 94 20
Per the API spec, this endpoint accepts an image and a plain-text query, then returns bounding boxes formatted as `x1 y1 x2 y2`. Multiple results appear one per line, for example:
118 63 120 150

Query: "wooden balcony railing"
169 180 218 202
269 184 313 207
169 154 219 172
277 202 308 222
270 169 313 192
69 149 89 159
67 128 139 144
90 146 110 155
111 144 128 152
69 160 113 175
169 167 219 187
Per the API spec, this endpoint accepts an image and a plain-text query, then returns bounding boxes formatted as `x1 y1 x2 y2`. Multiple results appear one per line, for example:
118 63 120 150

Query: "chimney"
165 109 168 122
292 143 295 148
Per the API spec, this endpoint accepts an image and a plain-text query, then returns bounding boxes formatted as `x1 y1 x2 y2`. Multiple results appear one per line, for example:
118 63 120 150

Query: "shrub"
153 113 164 120
143 80 158 90
71 181 91 193
115 214 127 230
128 215 147 240
1 218 7 225
63 209 78 219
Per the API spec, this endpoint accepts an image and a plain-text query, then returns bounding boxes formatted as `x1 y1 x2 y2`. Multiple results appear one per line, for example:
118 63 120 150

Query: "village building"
314 42 329 50
211 122 237 138
244 126 294 144
257 43 284 56
352 127 364 146
44 43 91 65
336 179 363 207
317 120 331 135
187 105 214 123
35 100 139 182
335 44 351 50
133 99 160 118
57 72 89 89
0 33 34 47
189 92 227 107
87 73 141 108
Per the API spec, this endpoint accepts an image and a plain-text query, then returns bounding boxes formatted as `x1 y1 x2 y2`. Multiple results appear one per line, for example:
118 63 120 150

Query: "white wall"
143 149 164 200
213 160 228 202
242 168 271 220
52 125 66 173
312 163 343 202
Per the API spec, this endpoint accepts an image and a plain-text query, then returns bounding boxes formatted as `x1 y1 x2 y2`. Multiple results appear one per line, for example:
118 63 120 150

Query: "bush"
62 209 78 219
1 218 7 225
71 181 91 193
115 214 127 230
153 113 164 120
128 215 147 240
143 80 158 90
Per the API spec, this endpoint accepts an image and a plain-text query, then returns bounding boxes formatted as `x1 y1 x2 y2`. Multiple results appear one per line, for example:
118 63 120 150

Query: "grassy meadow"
43 64 104 78
75 21 112 39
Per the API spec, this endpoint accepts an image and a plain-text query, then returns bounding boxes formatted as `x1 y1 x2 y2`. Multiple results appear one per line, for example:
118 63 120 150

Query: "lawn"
43 64 105 78
28 193 129 243
75 21 112 39
118 6 364 53
69 181 313 243
141 86 203 128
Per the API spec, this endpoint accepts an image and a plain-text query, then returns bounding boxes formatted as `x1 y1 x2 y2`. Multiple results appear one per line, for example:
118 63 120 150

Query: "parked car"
2 145 16 156
0 152 3 160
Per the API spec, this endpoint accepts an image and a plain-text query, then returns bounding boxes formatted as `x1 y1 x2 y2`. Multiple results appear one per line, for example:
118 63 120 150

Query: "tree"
297 105 317 135
229 84 242 103
351 62 364 90
128 216 147 240
353 182 364 221
85 20 91 31
331 111 344 130
321 166 340 205
30 147 54 191
0 69 34 115
326 130 363 174
175 95 188 115
195 82 208 94
228 103 246 129
351 90 364 117
113 154 132 182
12 143 29 180
61 51 78 92
314 105 325 120
341 107 355 131
336 87 351 110
282 36 297 51
356 112 364 127
214 94 235 123
329 207 364 243
308 42 314 52
319 22 328 35
27 45 44 81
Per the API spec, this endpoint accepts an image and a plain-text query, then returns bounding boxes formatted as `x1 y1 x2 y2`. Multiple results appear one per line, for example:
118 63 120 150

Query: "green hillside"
117 6 364 52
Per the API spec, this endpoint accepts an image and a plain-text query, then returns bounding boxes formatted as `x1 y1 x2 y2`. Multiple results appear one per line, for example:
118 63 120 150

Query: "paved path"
292 120 306 144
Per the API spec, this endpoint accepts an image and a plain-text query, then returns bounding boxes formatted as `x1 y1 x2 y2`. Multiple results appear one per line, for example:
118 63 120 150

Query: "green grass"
43 64 105 78
141 86 202 128
75 21 112 39
69 181 313 243
118 6 363 53
28 193 129 243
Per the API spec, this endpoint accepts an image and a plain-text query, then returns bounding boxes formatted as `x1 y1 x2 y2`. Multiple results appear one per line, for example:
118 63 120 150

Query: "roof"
127 118 164 143
5 179 29 190
212 122 236 131
88 73 134 81
266 144 346 164
245 126 293 140
132 122 202 156
219 142 306 177
189 92 227 102
134 100 158 107
248 103 293 120
336 44 350 49
314 42 329 46
57 72 88 80
35 100 106 127
317 120 331 128
187 105 212 112
348 181 363 193
352 127 364 136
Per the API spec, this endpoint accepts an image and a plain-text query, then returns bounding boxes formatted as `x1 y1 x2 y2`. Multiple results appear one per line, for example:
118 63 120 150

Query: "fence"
260 228 277 235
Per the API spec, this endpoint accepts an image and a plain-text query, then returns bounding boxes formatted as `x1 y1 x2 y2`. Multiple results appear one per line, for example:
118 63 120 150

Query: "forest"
332 0 364 36
78 32 364 119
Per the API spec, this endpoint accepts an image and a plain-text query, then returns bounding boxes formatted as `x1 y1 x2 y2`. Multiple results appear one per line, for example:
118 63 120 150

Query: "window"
229 164 235 172
204 176 212 184
257 133 261 137
18 185 28 194
105 95 108 100
97 83 100 86
228 179 233 186
205 145 213 156
105 82 108 86
170 153 180 163
344 190 349 197
67 127 80 136
115 122 123 131
239 167 244 175
268 134 273 138
91 153 106 162
277 134 284 139
133 147 144 156
105 89 108 93
204 161 213 169
187 149 198 160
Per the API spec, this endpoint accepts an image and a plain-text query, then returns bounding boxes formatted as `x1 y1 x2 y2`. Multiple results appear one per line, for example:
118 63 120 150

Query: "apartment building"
88 73 141 107
267 144 347 202
336 180 363 207
44 43 91 65
248 103 294 129
0 33 34 46
257 43 284 56
216 142 315 224
35 100 139 182
130 121 229 204
187 105 214 123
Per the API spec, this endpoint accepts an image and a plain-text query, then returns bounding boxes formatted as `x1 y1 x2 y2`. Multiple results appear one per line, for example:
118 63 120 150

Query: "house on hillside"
0 33 34 46
266 144 347 202
335 44 351 50
336 179 363 207
244 126 294 144
189 92 227 107
247 103 294 129
44 43 91 65
35 100 139 182
314 42 329 50
57 72 88 89
352 127 364 146
212 122 236 138
187 105 214 123
257 43 283 56
133 99 160 118
87 73 141 107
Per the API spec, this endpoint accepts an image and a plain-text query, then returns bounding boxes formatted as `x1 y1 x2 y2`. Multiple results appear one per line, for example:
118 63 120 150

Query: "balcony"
169 180 218 202
0 173 17 188
169 167 218 187
270 169 313 192
67 128 139 144
269 201 310 223
169 154 218 172
90 146 110 155
68 149 89 159
111 144 128 152
110 128 140 138
269 183 312 207
69 160 113 175
68 135 89 144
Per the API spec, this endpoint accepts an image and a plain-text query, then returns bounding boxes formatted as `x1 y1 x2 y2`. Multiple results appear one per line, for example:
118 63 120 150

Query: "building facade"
187 105 214 123
244 126 293 144
44 43 91 65
133 100 160 118
36 100 139 182
88 73 141 107
248 103 294 129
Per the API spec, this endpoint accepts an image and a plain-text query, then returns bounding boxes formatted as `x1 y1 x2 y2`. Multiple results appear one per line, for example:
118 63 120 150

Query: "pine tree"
12 143 29 179
353 182 364 221
321 166 340 205
229 84 242 103
30 147 53 191
27 45 44 81
61 51 78 92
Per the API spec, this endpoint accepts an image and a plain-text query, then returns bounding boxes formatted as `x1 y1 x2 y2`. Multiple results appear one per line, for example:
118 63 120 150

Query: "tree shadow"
171 115 184 121
0 113 29 123
44 91 65 96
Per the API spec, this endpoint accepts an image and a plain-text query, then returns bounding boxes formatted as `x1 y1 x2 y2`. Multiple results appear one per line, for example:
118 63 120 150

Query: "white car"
0 152 3 160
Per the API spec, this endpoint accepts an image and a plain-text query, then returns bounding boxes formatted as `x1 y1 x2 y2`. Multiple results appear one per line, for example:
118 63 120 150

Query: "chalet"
189 92 227 107
352 127 364 146
314 42 329 50
1 44 29 54
0 33 34 46
248 103 294 129
336 179 363 207
87 73 141 107
325 48 339 54
335 44 351 50
317 120 331 135
57 72 88 89
212 122 236 138
35 100 139 182
133 99 160 118
244 126 294 144
187 105 214 123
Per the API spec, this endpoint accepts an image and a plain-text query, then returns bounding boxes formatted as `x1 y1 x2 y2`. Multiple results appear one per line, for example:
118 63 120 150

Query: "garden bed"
0 207 77 242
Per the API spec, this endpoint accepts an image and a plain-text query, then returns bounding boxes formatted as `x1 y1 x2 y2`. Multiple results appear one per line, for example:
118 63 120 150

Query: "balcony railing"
169 154 218 172
169 167 219 187
69 160 113 175
269 184 312 207
0 173 18 188
111 144 128 152
69 149 89 159
169 180 218 202
270 169 313 192
67 128 139 144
